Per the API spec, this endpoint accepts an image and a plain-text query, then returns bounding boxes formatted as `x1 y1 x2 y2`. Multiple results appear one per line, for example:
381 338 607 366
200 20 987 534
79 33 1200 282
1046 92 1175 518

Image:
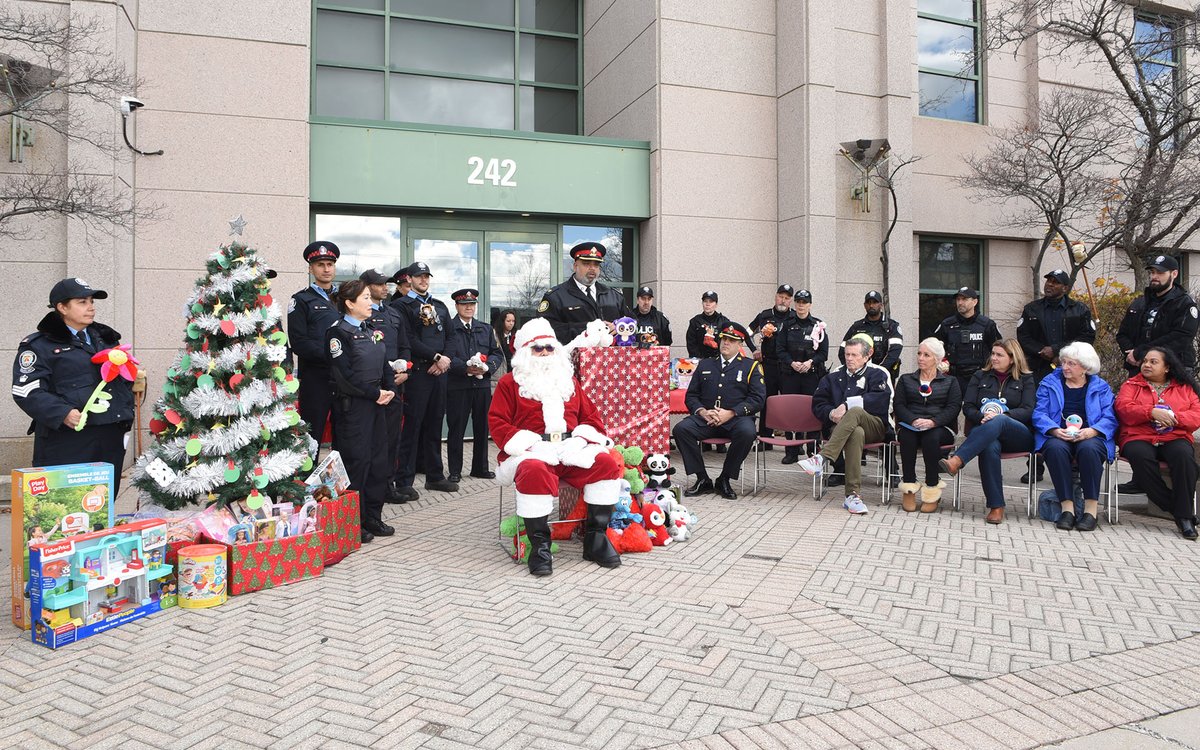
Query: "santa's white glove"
526 440 561 466
571 424 615 448
558 436 601 469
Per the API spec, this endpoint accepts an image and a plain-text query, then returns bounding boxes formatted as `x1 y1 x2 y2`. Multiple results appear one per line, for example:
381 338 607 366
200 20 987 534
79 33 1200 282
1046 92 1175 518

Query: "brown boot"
940 455 964 476
899 482 921 512
985 506 1004 525
920 481 945 513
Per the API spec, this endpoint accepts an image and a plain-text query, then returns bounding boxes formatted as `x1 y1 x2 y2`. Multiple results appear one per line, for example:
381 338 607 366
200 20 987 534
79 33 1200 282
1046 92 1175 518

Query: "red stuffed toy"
642 502 672 547
607 523 652 553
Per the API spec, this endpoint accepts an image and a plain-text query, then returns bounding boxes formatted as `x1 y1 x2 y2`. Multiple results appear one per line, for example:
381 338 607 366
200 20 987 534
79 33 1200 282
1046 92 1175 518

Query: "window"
917 0 981 123
918 237 983 339
562 225 636 307
1134 14 1181 129
312 0 581 134
313 214 404 282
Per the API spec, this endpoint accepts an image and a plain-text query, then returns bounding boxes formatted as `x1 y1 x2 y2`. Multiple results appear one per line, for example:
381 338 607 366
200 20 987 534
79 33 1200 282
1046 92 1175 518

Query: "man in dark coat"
444 288 502 482
537 241 629 344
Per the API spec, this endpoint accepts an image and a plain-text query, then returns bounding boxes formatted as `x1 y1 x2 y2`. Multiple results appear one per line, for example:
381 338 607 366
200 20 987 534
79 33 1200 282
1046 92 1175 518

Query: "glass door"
485 230 556 327
410 229 483 303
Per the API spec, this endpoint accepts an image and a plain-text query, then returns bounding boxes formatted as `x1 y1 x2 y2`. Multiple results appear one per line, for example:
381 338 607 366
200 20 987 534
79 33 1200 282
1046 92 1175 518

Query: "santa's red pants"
514 450 622 518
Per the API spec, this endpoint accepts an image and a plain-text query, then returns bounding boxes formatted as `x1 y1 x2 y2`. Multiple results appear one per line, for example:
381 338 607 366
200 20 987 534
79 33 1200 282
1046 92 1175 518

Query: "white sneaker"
843 494 869 515
799 455 824 475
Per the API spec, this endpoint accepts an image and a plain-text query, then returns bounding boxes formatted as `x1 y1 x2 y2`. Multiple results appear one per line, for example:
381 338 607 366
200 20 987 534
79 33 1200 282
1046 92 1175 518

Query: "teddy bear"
500 515 560 562
644 453 675 489
613 316 638 346
606 523 652 553
665 502 694 542
466 352 489 379
389 358 410 374
566 319 614 351
641 502 672 547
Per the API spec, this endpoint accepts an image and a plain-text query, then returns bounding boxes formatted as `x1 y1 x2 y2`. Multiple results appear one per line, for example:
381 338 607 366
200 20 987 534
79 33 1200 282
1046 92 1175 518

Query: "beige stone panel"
583 25 657 138
802 86 840 220
134 112 307 197
583 0 656 84
834 93 887 154
658 215 776 286
131 268 212 351
139 0 310 46
835 29 884 97
661 0 774 35
776 2 804 95
660 87 775 158
138 33 309 121
584 0 621 33
5 262 70 336
659 150 777 222
135 189 309 271
912 117 994 177
660 20 775 96
4 212 68 263
586 80 657 143
911 172 1006 238
777 89 807 222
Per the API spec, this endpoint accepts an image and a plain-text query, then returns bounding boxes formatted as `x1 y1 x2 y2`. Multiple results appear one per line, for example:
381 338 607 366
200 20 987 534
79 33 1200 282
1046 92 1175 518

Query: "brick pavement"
1 446 1198 749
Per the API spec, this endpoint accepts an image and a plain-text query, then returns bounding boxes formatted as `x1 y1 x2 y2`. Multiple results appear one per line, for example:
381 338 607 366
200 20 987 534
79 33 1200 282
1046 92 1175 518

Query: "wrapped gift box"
202 531 325 596
319 491 361 567
575 347 670 454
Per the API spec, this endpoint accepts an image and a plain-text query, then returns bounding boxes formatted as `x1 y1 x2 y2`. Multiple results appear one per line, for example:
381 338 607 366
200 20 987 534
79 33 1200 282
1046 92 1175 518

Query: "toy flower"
371 330 384 344
91 344 140 382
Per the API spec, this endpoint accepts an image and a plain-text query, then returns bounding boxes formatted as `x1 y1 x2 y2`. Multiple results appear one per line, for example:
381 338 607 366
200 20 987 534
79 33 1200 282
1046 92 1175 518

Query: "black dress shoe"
1176 517 1198 540
1055 511 1076 530
447 473 462 483
716 477 737 500
1019 470 1046 484
363 521 395 537
1075 512 1097 532
425 478 460 492
470 470 496 479
360 529 375 543
716 444 727 454
781 454 800 465
1116 480 1142 494
685 478 714 497
826 475 844 487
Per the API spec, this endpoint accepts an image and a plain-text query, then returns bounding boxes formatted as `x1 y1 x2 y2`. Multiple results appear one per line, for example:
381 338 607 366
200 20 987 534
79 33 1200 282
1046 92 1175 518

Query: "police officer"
686 291 732 359
672 323 766 500
538 241 629 344
12 279 135 492
749 284 798 444
632 285 673 347
289 241 342 446
934 286 1002 394
388 268 411 302
392 261 458 499
1017 269 1097 381
444 288 502 483
326 279 396 543
361 269 411 503
776 288 828 464
840 291 903 381
1116 255 1199 375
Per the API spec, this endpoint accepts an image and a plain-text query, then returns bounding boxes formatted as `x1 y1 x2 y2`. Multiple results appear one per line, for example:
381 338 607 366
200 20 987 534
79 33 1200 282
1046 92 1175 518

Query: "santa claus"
488 318 622 576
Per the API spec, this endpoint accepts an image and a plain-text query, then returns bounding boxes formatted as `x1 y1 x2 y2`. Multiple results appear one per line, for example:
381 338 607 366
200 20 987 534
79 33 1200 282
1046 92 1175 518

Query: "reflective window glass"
390 74 514 129
918 72 977 123
916 0 974 20
519 87 576 134
391 20 515 78
414 238 480 301
314 215 404 282
519 34 577 84
917 17 976 74
489 240 552 321
562 226 634 284
324 0 384 10
315 10 384 67
918 239 983 340
313 67 385 120
520 0 577 32
392 0 514 25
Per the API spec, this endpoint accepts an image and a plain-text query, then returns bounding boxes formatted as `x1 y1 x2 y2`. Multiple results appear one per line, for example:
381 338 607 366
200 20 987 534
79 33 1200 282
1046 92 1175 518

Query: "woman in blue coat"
1032 342 1117 532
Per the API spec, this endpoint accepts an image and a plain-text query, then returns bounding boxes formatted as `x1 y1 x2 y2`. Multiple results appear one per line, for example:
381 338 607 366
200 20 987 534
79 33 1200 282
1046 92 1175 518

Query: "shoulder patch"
288 298 297 313
329 337 343 358
1016 317 1024 328
1191 306 1197 319
894 324 903 335
537 300 550 313
18 350 37 372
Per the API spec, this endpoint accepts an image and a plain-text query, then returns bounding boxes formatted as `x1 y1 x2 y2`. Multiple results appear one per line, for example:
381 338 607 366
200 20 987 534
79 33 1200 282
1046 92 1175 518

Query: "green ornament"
246 490 264 510
216 254 229 269
180 353 192 370
191 302 204 314
285 410 300 427
269 331 288 346
224 465 241 483
253 472 269 489
186 323 201 340
283 377 299 394
163 382 176 396
197 374 215 389
272 366 286 381
166 367 178 380
260 427 271 441
300 456 313 472
185 438 203 456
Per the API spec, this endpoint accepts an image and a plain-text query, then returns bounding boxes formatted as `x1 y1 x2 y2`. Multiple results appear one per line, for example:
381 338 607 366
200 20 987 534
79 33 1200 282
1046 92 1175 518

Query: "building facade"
3 0 1197 471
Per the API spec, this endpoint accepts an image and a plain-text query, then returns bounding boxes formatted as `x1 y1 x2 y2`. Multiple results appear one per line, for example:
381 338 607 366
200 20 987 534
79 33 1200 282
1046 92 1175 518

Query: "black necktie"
586 285 594 301
76 330 90 352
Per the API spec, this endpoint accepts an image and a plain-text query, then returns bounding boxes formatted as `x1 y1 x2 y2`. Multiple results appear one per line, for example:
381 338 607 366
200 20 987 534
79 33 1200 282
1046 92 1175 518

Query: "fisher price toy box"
11 463 115 630
28 519 175 649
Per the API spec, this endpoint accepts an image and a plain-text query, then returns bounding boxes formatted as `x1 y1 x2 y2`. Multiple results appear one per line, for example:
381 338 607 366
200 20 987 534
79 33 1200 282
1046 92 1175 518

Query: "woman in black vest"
327 280 395 543
894 337 962 513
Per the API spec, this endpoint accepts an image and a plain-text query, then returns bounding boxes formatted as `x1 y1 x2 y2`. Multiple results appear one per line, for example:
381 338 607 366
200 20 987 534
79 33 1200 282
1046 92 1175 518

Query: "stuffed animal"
609 480 643 530
642 502 672 547
500 515 560 562
613 316 638 346
466 353 489 379
761 321 777 339
636 329 658 349
702 324 718 351
567 319 614 351
614 445 647 494
665 502 694 542
606 523 652 553
644 453 675 489
550 493 588 540
389 358 410 374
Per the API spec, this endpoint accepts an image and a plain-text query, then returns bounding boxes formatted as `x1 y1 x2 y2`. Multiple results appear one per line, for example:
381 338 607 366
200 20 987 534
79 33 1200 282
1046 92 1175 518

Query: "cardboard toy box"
11 463 116 630
319 491 361 566
29 519 175 650
202 530 325 596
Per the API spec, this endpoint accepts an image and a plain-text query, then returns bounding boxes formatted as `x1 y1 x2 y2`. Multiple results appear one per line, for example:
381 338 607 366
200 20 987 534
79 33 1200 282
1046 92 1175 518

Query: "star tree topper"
228 214 248 236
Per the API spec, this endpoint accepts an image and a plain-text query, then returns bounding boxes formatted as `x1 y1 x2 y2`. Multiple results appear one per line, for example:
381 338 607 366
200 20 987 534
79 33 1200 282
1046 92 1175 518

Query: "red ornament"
201 339 210 353
229 373 245 389
219 319 237 336
164 409 182 425
149 418 168 435
256 294 273 307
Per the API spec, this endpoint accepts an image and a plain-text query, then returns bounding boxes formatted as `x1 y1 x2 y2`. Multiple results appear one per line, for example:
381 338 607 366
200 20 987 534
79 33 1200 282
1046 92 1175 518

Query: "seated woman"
1032 342 1116 532
941 339 1037 524
1114 346 1200 541
894 338 961 513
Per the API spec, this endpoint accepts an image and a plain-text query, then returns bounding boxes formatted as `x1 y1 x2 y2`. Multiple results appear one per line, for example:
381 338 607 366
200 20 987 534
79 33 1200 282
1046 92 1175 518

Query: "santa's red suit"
489 372 622 518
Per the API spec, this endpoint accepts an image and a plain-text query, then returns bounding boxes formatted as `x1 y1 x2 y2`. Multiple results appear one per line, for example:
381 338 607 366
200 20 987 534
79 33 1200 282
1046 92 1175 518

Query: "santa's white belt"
540 432 565 442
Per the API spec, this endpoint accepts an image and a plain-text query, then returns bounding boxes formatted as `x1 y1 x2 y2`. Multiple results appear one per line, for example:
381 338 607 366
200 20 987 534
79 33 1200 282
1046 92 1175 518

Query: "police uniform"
840 291 903 381
749 284 798 439
934 287 1002 393
776 289 828 461
12 279 134 491
362 268 411 500
672 323 766 499
326 314 393 539
631 286 673 347
444 288 502 481
288 241 341 446
538 242 629 344
686 291 733 359
1115 255 1199 374
392 261 456 493
1017 270 1096 380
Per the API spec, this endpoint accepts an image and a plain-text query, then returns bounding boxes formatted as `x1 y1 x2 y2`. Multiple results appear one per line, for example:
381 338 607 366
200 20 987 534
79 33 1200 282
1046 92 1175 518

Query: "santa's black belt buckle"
542 432 563 442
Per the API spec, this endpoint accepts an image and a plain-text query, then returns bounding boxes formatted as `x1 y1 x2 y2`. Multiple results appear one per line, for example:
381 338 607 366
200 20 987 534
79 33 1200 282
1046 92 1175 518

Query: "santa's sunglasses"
531 344 556 353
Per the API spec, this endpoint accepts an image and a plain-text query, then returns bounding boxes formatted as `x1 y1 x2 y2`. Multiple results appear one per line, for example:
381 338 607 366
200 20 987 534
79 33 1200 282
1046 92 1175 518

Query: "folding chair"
1111 453 1199 525
496 481 581 563
815 442 891 501
1030 455 1114 522
751 394 824 496
882 439 956 506
949 423 1035 512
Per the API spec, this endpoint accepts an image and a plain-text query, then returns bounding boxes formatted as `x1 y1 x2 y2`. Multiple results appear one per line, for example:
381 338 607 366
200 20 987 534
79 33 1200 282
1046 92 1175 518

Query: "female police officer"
12 278 135 490
326 279 396 543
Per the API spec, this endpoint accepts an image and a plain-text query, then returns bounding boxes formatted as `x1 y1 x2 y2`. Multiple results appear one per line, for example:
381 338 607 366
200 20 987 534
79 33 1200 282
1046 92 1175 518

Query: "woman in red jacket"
1115 346 1200 540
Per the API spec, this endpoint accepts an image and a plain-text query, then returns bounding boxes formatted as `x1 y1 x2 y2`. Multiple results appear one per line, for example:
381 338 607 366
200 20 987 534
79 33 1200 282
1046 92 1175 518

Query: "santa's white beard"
511 348 576 434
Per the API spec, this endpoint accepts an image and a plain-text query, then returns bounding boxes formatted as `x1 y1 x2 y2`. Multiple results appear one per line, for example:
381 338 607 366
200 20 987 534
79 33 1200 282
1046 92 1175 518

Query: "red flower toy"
76 345 140 431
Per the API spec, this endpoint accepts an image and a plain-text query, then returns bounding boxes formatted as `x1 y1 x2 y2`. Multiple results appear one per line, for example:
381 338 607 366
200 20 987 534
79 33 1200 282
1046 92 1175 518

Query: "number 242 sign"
467 156 517 187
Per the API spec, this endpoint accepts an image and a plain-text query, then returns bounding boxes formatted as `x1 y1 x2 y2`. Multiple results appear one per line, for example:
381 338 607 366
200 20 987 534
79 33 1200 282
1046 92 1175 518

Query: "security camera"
120 96 145 115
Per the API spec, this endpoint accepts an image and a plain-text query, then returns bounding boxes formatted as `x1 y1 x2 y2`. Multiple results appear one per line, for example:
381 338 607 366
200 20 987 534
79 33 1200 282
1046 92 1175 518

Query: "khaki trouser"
819 407 886 495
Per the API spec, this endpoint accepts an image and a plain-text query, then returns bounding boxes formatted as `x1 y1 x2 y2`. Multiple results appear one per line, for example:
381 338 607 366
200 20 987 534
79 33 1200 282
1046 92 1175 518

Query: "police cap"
718 322 750 341
569 242 606 263
701 290 719 302
777 284 794 295
794 289 813 302
1044 269 1071 285
637 285 654 298
452 288 479 304
359 268 388 285
955 287 980 299
49 278 108 307
1146 255 1180 272
406 261 433 277
864 291 883 303
303 241 340 263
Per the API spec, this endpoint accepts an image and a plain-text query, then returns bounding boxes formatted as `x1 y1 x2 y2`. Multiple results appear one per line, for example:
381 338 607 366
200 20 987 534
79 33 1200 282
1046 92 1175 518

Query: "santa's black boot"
524 515 553 577
582 505 622 568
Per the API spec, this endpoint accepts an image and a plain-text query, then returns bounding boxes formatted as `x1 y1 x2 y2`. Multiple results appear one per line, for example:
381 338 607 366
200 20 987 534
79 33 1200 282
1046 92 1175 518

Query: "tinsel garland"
131 447 308 498
181 379 275 417
150 405 294 458
186 341 288 372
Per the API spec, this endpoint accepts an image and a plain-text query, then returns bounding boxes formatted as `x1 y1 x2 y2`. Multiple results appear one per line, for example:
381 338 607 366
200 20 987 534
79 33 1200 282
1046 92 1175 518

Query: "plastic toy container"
177 544 227 609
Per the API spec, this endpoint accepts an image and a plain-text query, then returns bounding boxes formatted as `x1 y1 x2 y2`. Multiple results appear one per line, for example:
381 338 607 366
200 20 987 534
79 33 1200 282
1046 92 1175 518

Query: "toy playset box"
28 519 176 649
10 463 116 630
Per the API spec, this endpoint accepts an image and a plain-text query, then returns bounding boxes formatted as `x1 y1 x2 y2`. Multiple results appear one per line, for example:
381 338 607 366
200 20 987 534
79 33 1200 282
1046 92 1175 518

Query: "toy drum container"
177 544 227 609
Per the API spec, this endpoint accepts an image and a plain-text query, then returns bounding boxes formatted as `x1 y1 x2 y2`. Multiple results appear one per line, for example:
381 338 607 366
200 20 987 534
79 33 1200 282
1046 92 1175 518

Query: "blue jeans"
954 416 1033 508
1042 435 1107 503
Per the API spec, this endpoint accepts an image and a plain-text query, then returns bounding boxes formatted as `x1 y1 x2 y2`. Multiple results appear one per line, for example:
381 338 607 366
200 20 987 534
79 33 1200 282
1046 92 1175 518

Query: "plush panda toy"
644 453 675 489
